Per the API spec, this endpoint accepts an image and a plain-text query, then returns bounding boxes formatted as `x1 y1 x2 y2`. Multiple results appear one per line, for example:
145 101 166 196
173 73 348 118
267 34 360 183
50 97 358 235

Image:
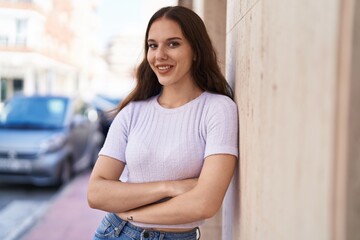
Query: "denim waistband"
105 213 200 240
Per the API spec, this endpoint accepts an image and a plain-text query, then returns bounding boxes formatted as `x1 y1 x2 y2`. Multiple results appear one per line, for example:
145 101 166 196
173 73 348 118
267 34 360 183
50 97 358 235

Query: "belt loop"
140 229 146 240
159 232 165 240
196 227 201 239
114 219 126 237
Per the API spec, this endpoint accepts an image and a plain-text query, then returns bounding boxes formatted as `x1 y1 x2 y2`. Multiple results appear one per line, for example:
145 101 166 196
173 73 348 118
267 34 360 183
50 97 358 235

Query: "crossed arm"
87 154 236 225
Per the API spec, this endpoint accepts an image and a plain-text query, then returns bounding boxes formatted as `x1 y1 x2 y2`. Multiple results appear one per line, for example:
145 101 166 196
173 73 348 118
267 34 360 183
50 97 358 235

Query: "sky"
97 0 177 50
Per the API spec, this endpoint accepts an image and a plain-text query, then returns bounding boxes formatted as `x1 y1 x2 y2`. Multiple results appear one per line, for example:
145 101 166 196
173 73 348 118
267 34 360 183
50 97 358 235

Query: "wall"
192 0 227 73
179 0 359 239
344 1 360 239
223 0 360 239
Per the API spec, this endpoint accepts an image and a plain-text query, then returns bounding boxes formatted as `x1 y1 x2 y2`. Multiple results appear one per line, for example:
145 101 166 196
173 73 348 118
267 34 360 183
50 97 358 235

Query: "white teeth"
158 66 171 70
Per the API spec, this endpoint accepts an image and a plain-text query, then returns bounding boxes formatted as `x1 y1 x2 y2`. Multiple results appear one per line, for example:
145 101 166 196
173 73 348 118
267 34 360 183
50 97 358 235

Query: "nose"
155 45 168 60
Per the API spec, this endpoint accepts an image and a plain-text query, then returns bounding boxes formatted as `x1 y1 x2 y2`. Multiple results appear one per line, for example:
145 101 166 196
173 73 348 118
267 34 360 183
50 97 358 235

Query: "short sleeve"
204 96 239 159
98 105 131 163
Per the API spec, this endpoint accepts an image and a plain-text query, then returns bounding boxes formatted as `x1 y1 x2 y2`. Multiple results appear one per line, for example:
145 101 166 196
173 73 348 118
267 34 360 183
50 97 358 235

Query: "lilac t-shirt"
99 91 239 229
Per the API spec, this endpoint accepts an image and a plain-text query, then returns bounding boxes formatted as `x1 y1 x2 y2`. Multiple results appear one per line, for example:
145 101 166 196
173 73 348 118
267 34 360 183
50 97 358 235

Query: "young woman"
88 6 238 240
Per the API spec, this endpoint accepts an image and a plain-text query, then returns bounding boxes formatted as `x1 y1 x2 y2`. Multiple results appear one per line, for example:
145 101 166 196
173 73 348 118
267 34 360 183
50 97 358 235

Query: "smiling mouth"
156 65 173 73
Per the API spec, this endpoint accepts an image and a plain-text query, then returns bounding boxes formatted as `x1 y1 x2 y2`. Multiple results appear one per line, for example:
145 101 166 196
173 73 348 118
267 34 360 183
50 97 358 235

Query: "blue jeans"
93 213 200 240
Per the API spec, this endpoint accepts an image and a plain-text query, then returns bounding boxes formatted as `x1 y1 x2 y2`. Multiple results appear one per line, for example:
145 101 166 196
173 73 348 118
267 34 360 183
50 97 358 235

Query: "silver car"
0 95 103 186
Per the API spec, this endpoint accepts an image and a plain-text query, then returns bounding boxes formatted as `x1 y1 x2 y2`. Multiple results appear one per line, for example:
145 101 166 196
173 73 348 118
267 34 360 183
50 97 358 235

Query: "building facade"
0 0 101 103
180 0 360 240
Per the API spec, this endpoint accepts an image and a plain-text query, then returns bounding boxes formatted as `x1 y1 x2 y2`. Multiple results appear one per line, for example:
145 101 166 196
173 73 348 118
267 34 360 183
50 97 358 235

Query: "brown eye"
148 43 157 49
169 41 180 48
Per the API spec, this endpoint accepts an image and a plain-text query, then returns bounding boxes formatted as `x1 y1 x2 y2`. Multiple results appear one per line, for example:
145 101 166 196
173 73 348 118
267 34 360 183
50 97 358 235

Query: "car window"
0 97 68 129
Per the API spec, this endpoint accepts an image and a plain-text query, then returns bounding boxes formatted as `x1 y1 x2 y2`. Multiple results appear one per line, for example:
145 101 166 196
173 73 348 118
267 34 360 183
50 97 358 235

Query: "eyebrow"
147 37 183 42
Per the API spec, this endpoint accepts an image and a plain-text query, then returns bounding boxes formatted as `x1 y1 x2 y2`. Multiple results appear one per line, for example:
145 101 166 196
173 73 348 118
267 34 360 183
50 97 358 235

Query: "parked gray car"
0 95 103 186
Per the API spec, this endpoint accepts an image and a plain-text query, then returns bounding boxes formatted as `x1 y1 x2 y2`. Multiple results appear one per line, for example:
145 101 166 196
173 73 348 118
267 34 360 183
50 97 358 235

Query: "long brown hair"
115 6 233 114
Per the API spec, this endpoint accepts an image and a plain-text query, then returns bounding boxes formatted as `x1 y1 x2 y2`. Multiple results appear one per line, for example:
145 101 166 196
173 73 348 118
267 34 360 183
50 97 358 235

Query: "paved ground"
21 171 104 240
20 171 222 240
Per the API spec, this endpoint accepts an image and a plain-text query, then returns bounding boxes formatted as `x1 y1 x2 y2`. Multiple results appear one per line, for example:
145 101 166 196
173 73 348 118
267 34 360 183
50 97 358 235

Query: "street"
0 172 81 240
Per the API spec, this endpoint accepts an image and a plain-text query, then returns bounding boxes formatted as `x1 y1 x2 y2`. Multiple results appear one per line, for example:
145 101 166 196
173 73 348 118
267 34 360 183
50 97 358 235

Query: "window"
0 78 7 102
13 79 24 94
0 36 8 46
16 19 27 46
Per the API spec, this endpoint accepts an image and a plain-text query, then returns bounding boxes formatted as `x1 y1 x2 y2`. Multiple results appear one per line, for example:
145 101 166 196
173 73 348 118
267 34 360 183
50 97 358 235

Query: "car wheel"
59 159 72 185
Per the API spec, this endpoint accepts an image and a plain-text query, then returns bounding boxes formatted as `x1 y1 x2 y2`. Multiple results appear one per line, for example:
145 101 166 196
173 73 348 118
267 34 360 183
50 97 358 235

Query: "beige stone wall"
192 0 227 73
222 0 360 239
184 0 360 239
223 0 347 239
345 1 360 239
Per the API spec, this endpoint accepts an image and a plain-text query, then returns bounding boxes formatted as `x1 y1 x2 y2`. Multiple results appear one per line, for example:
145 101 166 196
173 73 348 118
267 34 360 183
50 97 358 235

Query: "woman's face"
147 18 194 88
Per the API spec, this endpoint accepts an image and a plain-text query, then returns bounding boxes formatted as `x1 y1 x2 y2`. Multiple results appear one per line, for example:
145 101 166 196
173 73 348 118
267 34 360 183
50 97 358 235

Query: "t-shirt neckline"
152 91 207 113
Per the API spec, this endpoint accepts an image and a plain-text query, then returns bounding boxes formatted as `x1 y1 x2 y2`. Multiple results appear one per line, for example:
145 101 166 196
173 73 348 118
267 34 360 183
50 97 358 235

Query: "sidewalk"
22 171 104 240
22 171 222 240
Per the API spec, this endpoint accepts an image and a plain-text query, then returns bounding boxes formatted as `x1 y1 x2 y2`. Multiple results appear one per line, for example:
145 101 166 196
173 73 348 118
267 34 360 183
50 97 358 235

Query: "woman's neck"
158 86 204 109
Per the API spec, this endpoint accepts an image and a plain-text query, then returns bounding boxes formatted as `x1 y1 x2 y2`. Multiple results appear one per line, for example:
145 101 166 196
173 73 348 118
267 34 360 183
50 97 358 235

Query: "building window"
0 78 7 102
16 19 27 46
0 36 8 46
13 79 24 94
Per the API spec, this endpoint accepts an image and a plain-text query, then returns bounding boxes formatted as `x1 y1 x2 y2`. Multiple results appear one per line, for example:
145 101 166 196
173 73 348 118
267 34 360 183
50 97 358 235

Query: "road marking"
0 200 50 240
